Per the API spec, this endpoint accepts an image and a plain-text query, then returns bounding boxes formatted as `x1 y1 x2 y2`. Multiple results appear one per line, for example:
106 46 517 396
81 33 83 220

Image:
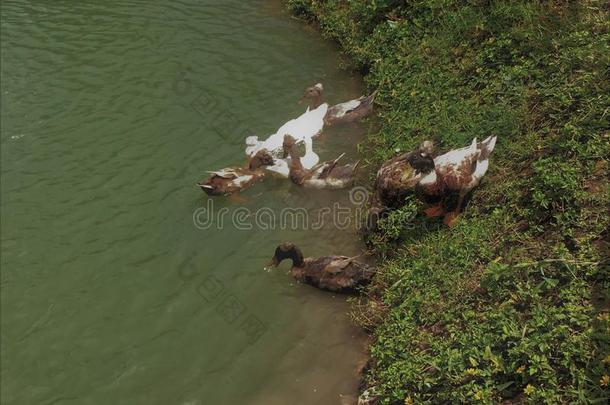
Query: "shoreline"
285 1 609 403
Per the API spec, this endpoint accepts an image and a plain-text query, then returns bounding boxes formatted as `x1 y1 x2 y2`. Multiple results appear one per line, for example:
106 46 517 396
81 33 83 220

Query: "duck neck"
310 94 323 109
287 246 304 267
287 145 304 171
248 157 260 171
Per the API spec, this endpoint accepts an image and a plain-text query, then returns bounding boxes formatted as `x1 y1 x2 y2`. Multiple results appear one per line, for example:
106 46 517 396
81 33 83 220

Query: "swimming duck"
245 103 327 177
299 83 375 127
282 134 359 189
268 242 375 292
198 149 275 195
373 136 497 226
257 135 320 178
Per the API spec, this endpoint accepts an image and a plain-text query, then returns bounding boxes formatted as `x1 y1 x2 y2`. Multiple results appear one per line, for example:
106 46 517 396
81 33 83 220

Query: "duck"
372 136 497 226
366 142 435 230
244 103 328 177
268 242 375 292
259 135 320 178
299 83 375 127
198 149 275 195
370 141 435 213
282 134 359 189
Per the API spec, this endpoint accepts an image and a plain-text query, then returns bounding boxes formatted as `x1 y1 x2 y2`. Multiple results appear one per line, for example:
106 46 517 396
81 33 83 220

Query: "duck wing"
470 135 498 184
377 152 412 179
477 135 497 161
328 99 362 119
433 138 477 169
433 138 480 191
323 256 353 273
317 153 345 179
323 256 374 287
281 103 328 141
206 167 241 179
324 256 373 275
435 136 498 185
245 104 328 157
293 256 374 292
324 162 359 180
373 153 421 206
328 92 376 119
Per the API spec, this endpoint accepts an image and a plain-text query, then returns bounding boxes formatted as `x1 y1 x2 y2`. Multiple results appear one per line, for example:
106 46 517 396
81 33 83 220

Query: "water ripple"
1 1 367 404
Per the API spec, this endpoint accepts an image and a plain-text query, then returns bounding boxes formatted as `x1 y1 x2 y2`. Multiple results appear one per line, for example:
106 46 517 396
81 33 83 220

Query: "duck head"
248 149 275 170
397 141 436 186
299 83 324 108
282 134 298 158
269 242 305 267
406 140 435 174
420 140 434 157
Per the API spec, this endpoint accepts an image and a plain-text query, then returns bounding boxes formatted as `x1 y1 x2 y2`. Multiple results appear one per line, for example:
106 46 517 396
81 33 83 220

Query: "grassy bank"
287 1 609 403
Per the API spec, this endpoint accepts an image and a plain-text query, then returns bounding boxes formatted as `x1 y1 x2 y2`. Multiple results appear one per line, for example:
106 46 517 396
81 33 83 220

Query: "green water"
1 1 371 404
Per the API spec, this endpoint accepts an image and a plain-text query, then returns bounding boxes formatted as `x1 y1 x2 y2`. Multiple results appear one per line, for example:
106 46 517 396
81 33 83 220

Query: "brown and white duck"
372 136 497 226
268 242 375 293
299 83 375 127
282 134 359 189
370 141 435 215
198 149 275 195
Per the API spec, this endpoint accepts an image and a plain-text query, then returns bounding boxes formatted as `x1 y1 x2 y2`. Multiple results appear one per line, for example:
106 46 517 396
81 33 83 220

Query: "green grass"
288 0 609 403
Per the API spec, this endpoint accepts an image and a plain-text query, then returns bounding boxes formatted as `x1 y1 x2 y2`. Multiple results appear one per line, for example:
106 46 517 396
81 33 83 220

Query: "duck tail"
318 153 345 179
332 153 346 164
478 135 497 161
361 90 377 106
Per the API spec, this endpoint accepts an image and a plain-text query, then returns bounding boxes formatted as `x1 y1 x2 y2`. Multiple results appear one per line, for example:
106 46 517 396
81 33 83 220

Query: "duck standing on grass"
414 136 497 226
282 134 359 189
268 243 375 293
371 136 497 227
370 141 436 215
197 149 275 195
299 83 376 127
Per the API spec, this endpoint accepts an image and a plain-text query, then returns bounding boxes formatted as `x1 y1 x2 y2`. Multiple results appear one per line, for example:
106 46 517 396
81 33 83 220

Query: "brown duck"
198 149 275 195
282 134 359 189
371 141 436 213
299 83 375 126
268 243 375 292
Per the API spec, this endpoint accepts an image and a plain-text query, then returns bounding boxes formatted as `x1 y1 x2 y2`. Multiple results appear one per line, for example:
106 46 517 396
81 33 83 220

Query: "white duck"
245 103 328 177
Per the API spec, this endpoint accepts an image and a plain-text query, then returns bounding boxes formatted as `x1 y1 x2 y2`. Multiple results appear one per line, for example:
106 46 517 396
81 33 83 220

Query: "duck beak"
298 95 306 105
267 257 279 267
398 151 412 161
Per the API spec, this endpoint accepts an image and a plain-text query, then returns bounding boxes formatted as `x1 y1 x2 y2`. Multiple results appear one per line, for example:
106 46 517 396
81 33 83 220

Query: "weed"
289 0 609 403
